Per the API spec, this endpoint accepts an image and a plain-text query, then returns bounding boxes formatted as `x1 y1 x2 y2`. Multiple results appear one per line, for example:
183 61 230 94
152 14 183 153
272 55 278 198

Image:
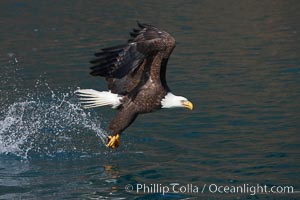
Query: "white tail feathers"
75 89 122 109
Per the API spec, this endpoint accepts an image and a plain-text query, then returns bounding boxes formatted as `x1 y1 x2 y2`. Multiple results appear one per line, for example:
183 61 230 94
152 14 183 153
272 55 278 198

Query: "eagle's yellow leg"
106 134 120 149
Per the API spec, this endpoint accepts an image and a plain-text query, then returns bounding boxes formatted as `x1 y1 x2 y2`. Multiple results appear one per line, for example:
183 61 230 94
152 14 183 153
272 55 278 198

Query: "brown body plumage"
77 22 193 149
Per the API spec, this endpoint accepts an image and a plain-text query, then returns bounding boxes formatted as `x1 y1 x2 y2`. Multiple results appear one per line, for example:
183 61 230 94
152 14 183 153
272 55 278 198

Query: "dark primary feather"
89 22 176 95
90 44 144 78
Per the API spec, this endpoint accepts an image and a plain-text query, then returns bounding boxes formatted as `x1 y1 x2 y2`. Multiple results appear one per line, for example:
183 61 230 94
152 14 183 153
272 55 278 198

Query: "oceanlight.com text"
124 183 294 196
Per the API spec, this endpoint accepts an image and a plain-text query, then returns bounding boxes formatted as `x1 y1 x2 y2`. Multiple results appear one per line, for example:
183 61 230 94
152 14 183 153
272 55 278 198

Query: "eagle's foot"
106 134 120 149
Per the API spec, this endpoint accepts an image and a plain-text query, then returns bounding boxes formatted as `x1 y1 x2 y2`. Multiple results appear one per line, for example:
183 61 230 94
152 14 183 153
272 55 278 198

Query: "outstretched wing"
90 22 176 95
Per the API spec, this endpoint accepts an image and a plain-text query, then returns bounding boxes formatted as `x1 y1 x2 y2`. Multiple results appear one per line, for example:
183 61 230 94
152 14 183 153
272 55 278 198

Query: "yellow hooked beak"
182 100 193 110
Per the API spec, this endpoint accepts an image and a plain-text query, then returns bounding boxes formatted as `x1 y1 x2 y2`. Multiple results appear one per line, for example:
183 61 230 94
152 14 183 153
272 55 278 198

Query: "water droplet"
7 53 14 57
0 79 107 159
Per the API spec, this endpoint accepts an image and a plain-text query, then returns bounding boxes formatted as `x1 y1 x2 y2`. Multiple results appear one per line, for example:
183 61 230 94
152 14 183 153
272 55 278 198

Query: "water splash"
0 87 108 159
0 57 108 159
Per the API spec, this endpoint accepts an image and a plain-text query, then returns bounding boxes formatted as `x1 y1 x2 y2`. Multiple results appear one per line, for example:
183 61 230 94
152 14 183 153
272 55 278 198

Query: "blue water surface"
0 1 299 199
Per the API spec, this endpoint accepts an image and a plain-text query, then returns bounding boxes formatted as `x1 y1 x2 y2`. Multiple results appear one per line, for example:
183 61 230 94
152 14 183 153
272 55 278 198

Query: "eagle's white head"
161 92 193 110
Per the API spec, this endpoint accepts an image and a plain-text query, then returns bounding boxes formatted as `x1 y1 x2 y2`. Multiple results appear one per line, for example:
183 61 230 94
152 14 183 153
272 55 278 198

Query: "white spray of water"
0 88 109 159
0 56 108 159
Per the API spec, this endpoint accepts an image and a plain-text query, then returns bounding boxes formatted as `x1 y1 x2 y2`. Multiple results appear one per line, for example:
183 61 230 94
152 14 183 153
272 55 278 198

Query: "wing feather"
89 22 176 95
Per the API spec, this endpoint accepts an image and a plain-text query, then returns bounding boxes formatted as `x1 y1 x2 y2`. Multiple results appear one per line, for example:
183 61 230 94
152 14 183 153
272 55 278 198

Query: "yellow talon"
106 134 120 149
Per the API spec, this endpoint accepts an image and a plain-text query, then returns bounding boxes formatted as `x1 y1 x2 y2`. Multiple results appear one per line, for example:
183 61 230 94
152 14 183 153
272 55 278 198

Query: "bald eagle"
76 22 193 149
